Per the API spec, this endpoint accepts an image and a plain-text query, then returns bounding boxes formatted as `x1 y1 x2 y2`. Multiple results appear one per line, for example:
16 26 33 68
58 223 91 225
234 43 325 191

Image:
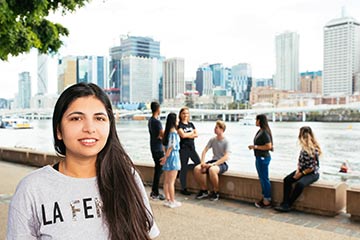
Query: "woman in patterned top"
275 126 322 212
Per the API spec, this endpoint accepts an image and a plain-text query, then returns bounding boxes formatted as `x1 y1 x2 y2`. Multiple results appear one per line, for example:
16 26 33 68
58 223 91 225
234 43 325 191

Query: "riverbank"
1 160 359 239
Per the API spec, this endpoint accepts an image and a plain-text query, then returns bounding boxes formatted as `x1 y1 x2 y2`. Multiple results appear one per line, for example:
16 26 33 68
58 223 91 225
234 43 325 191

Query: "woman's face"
180 109 189 122
57 96 110 162
256 119 260 127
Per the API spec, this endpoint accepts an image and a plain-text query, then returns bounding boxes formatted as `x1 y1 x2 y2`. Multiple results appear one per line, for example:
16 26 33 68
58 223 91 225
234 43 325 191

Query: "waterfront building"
18 72 31 109
213 87 227 96
120 56 162 103
30 94 58 109
57 55 108 93
355 73 360 94
209 63 223 87
185 79 194 91
223 67 232 91
76 56 108 88
250 86 288 107
37 53 48 95
0 98 8 109
57 56 77 94
195 65 213 96
163 58 185 100
275 31 300 91
231 63 252 103
109 35 162 104
300 71 322 94
323 11 360 96
208 63 232 90
109 46 122 89
255 78 273 87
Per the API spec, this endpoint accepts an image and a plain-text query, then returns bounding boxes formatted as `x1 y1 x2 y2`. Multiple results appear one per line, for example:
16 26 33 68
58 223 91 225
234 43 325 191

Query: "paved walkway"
1 160 359 239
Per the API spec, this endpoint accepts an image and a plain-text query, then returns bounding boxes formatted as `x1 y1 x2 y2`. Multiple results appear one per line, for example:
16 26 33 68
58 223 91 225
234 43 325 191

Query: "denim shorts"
205 160 228 174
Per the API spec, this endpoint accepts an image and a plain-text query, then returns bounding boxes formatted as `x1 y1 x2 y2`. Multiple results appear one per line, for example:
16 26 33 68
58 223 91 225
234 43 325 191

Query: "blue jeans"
255 156 271 201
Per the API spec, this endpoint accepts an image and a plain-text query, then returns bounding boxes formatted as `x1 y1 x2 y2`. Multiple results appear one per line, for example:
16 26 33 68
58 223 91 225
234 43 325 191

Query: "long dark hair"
53 83 152 240
256 114 273 148
163 112 177 146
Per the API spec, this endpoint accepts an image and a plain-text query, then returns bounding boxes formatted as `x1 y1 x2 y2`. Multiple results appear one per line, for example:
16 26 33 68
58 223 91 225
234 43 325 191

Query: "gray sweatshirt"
7 165 159 239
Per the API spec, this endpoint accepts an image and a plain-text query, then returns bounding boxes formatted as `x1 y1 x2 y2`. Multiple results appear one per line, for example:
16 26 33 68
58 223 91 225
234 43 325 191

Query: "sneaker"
150 192 166 201
208 191 219 201
274 203 291 212
254 200 272 209
195 190 209 199
180 188 192 196
168 200 182 208
163 200 171 207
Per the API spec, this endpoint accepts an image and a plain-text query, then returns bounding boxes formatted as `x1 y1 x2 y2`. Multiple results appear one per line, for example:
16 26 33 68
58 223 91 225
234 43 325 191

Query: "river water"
0 119 359 186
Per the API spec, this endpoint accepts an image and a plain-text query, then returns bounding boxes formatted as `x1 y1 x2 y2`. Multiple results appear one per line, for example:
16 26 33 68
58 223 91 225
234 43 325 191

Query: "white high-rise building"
120 56 162 103
163 58 185 100
18 72 31 109
323 12 360 96
37 53 48 95
275 31 299 91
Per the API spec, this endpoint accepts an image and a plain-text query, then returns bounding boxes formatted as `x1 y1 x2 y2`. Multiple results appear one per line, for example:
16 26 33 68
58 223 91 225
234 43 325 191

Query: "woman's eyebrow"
66 111 84 117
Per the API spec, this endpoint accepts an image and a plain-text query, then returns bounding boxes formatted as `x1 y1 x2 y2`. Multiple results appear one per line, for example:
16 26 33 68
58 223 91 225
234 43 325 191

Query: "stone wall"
0 147 353 217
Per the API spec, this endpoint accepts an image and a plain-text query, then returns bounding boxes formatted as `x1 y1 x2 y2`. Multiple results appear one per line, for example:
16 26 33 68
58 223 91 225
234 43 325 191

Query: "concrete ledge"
0 147 347 216
347 186 360 221
1 147 59 167
133 163 346 216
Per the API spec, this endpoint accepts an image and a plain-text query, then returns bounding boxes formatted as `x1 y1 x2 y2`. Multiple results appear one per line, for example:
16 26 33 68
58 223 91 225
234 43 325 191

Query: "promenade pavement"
0 160 359 240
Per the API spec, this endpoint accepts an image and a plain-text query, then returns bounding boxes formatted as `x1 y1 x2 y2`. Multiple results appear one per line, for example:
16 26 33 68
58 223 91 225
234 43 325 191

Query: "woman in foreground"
7 83 159 239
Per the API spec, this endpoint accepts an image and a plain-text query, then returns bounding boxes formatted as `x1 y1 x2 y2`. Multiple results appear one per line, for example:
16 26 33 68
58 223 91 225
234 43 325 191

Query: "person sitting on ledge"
194 120 229 201
275 126 321 212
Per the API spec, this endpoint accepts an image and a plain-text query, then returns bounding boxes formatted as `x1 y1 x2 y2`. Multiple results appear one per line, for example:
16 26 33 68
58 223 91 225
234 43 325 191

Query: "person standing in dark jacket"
177 107 201 195
148 102 165 200
248 114 273 208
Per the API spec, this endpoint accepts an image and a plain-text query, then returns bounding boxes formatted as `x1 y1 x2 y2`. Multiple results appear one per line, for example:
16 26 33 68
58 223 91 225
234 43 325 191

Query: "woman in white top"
7 83 159 240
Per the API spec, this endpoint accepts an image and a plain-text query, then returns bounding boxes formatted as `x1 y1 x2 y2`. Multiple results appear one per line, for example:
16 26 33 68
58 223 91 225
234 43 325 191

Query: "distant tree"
0 0 90 60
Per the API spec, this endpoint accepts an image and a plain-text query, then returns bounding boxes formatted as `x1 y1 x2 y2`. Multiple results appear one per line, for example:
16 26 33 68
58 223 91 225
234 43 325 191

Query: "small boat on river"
0 118 33 129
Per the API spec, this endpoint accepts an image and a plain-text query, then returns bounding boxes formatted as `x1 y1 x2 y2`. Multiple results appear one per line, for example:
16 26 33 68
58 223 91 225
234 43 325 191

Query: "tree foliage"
0 0 90 60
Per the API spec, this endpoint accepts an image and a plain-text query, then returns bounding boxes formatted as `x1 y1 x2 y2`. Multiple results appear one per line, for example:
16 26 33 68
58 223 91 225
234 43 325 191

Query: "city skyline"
0 0 359 98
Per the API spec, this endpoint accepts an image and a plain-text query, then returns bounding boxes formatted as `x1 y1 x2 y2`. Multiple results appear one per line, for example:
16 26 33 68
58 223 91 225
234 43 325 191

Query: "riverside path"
1 160 359 240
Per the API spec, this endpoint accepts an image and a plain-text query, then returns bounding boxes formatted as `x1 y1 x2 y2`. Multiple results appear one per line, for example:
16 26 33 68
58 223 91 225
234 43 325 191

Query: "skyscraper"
121 56 162 103
231 63 252 102
76 56 108 88
195 66 213 96
57 56 108 94
18 72 31 109
163 58 185 100
57 56 77 94
323 12 360 96
209 63 223 87
120 36 160 59
37 53 48 95
275 31 299 91
109 35 162 103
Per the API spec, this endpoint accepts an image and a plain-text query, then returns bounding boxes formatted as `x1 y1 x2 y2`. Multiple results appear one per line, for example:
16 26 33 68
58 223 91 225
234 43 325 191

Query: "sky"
0 0 359 99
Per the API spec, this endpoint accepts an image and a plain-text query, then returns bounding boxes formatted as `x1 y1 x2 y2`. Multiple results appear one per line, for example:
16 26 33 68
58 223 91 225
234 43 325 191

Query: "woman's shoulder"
14 166 56 191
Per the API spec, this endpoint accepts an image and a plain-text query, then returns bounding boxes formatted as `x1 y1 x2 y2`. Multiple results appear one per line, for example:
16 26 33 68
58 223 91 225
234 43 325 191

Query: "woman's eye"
96 117 106 121
70 117 81 121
